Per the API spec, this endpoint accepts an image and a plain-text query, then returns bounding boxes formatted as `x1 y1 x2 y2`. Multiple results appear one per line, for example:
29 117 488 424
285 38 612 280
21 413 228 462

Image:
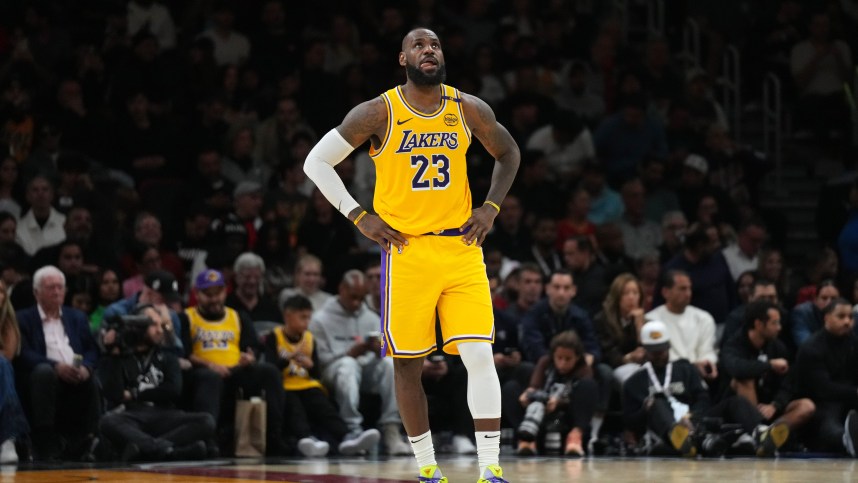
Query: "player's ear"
398 52 406 67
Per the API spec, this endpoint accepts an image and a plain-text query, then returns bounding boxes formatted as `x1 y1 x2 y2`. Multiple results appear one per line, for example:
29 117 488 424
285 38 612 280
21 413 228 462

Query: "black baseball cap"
144 270 179 300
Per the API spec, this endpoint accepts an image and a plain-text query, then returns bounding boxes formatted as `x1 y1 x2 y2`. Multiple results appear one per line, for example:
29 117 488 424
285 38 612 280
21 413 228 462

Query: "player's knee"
458 342 495 373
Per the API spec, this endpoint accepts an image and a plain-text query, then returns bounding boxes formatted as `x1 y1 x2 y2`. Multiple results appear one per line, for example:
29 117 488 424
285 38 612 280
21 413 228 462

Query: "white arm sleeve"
303 129 361 217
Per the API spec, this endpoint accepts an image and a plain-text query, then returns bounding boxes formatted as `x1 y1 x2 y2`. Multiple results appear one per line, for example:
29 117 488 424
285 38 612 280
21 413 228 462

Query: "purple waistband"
423 227 468 236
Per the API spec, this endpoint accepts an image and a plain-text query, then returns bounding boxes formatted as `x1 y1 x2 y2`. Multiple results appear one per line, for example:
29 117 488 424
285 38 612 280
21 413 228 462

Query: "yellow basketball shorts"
379 230 494 358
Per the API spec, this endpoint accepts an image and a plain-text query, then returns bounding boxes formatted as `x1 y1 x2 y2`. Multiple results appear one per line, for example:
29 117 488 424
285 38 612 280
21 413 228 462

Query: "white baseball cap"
641 320 671 352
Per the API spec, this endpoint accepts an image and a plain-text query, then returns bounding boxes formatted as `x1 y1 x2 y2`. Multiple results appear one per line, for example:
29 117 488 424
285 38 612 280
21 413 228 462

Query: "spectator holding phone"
309 270 411 455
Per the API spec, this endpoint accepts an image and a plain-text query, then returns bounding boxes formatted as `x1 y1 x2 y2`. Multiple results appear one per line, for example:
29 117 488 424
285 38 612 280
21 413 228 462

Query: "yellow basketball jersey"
273 328 324 392
185 306 242 367
370 84 473 235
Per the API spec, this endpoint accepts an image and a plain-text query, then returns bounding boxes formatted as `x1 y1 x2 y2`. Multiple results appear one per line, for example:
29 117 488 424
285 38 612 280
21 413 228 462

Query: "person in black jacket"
519 270 600 364
720 300 815 456
98 304 215 461
793 298 858 455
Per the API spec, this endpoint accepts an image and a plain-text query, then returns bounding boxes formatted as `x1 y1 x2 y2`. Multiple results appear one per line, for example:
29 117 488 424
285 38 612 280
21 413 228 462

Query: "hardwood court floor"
4 456 858 482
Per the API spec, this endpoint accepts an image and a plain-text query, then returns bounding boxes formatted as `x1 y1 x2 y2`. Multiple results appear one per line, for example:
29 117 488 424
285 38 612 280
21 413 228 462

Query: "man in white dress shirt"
15 266 99 460
646 269 718 382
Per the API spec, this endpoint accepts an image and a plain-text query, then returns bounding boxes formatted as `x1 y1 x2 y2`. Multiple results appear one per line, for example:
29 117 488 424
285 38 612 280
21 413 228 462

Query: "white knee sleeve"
457 342 502 419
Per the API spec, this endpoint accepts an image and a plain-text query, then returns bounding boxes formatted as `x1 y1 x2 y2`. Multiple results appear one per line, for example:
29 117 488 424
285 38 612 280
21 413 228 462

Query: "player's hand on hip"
356 214 408 254
459 205 497 247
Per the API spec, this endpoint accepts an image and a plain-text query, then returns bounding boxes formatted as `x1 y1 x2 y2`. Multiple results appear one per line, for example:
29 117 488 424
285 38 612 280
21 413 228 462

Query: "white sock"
409 430 436 469
476 430 500 477
590 415 604 442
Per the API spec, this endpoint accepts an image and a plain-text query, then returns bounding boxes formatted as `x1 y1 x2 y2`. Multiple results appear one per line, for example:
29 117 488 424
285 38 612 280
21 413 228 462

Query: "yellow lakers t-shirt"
273 328 323 392
185 306 242 366
370 84 473 235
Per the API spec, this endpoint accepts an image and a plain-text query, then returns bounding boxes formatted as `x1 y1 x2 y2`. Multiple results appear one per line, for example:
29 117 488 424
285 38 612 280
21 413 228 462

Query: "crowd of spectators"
2 0 858 465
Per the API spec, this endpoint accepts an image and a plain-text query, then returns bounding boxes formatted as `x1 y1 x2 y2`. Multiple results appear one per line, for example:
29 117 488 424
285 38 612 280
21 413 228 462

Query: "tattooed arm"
303 97 407 253
458 92 521 246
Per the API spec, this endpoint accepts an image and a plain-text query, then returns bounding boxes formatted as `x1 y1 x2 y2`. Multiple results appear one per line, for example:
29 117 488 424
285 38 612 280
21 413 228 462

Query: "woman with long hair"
88 268 123 333
593 273 647 385
0 279 30 463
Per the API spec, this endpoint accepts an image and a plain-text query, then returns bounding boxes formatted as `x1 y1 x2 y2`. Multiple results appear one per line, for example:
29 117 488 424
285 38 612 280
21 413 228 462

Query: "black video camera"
103 314 154 353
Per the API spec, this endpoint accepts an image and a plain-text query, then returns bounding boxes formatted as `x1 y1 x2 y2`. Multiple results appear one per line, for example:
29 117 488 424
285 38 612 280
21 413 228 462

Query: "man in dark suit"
16 265 100 460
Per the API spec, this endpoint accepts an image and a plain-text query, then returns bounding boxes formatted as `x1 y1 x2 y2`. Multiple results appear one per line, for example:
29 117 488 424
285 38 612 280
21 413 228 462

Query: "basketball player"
302 28 519 483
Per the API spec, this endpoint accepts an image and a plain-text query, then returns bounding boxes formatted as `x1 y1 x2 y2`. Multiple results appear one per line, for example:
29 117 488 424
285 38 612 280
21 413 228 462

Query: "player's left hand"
459 205 497 247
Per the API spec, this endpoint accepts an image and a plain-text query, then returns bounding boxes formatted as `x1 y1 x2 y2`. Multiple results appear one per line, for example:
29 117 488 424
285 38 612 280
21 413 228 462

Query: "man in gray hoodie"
309 270 411 455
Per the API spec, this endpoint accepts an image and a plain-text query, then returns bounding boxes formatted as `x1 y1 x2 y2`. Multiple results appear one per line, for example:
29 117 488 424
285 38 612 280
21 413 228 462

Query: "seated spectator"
522 216 561 278
520 270 600 364
720 279 781 351
309 270 411 456
636 253 661 311
640 157 681 224
657 211 687 264
793 298 858 455
484 194 530 262
722 219 768 282
263 295 380 457
656 222 737 324
104 270 184 357
721 300 815 456
791 280 843 347
180 269 289 456
15 266 99 461
790 12 852 141
525 109 595 183
555 188 597 252
421 353 476 455
97 304 215 462
682 68 729 135
16 176 66 257
736 271 758 307
296 189 358 293
509 150 563 220
0 156 21 219
197 3 251 67
209 181 264 253
580 161 622 225
89 268 122 334
594 273 646 385
555 61 605 127
617 178 662 260
624 320 772 457
515 331 598 457
278 254 333 312
561 236 608 318
222 125 271 187
119 212 185 291
0 279 28 464
593 93 668 184
226 252 280 323
647 270 718 381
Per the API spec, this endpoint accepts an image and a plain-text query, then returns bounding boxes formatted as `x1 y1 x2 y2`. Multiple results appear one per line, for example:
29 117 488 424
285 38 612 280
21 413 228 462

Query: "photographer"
98 305 215 461
102 270 185 360
514 330 597 456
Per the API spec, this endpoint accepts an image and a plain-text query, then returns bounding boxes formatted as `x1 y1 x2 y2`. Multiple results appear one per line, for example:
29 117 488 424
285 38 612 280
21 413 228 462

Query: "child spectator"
264 294 379 457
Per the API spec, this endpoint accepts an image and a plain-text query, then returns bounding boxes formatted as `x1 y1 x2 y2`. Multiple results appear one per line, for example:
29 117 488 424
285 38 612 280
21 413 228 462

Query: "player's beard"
406 61 447 86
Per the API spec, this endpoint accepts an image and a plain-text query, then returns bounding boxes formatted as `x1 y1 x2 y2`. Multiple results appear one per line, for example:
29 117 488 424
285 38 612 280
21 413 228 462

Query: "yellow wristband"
353 210 368 225
484 200 501 213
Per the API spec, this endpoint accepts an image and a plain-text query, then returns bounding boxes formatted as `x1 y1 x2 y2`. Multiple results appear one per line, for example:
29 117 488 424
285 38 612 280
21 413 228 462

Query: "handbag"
234 393 267 457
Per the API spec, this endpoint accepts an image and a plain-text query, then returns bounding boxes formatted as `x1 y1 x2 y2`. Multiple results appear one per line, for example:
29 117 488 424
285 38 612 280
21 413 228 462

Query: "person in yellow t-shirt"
179 269 288 456
263 294 379 458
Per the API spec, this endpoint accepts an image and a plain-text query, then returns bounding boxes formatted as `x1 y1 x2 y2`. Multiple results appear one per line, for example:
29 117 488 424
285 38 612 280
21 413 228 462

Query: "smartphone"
429 355 445 363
